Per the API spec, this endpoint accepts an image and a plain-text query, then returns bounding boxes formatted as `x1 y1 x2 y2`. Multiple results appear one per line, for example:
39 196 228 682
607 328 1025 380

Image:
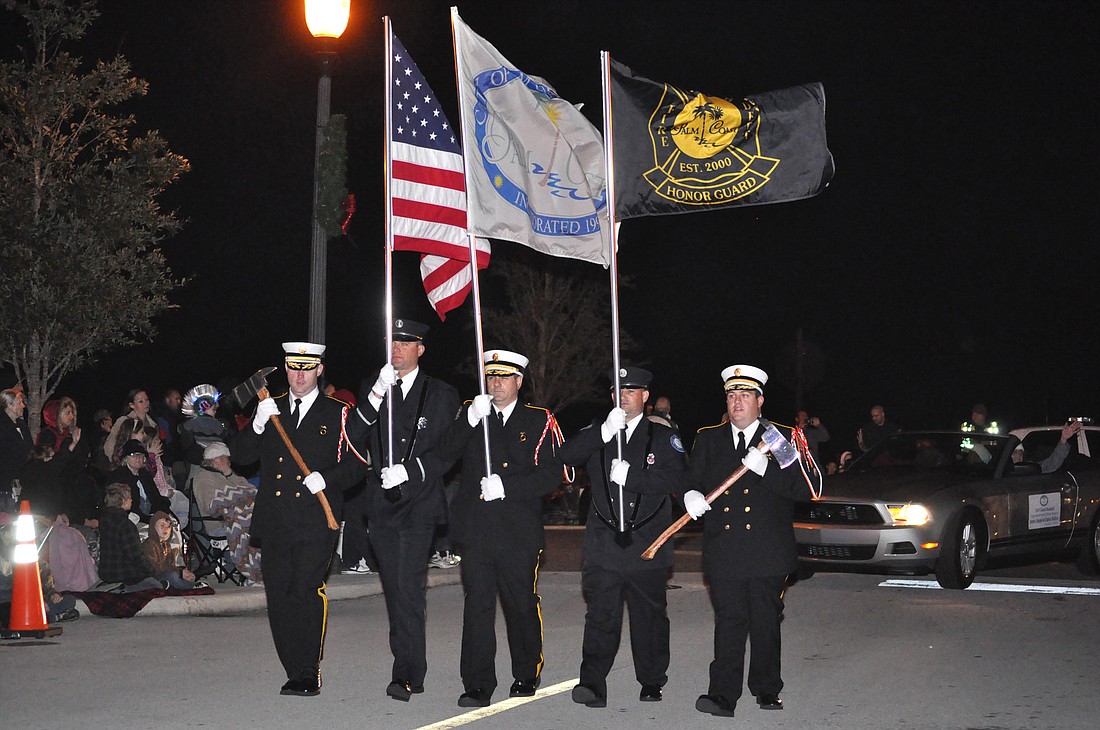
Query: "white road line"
879 578 1100 595
416 678 578 729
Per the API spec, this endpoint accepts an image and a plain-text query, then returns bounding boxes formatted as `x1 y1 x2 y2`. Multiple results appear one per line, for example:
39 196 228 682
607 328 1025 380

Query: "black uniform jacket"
234 392 366 541
438 402 563 554
347 372 460 528
559 417 687 569
688 420 811 578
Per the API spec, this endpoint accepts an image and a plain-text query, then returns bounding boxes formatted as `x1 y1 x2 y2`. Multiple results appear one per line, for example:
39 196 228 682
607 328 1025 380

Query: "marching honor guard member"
234 342 366 697
683 365 811 717
346 318 460 701
437 349 565 708
559 366 686 707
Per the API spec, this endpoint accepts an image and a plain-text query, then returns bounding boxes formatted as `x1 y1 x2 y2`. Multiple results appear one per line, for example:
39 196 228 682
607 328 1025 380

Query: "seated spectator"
114 417 187 525
142 511 200 590
97 483 166 593
152 388 185 472
45 514 99 593
1012 420 1082 473
89 407 115 485
193 441 262 584
109 440 171 523
178 384 229 467
16 444 65 517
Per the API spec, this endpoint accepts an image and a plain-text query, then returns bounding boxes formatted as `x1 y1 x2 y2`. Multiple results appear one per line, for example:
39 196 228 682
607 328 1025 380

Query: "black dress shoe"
280 677 320 697
457 688 491 707
571 683 607 708
695 693 736 717
509 677 540 697
639 684 663 702
757 692 783 710
387 680 413 702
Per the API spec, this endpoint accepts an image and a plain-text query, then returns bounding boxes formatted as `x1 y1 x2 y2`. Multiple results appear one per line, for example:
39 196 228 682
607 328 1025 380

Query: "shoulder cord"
790 426 824 499
533 409 575 484
340 406 370 466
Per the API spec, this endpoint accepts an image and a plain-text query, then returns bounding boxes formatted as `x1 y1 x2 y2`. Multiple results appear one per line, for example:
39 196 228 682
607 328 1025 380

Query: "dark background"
3 0 1098 456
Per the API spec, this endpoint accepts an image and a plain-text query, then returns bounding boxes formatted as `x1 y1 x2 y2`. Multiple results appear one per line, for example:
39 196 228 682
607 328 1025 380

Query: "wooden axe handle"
257 388 340 531
640 439 765 560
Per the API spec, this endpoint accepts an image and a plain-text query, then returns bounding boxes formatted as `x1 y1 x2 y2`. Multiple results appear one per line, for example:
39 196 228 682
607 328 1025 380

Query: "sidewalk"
73 569 463 618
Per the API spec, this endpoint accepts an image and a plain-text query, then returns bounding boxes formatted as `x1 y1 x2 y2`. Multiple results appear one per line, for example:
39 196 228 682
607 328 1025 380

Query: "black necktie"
291 398 302 429
736 431 747 458
496 410 505 428
394 378 403 401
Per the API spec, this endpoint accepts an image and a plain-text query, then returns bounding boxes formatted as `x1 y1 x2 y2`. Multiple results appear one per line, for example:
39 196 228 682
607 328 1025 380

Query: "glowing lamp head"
305 0 350 39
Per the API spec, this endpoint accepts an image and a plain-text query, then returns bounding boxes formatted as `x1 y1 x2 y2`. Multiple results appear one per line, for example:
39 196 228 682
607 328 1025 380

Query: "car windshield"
850 432 1010 476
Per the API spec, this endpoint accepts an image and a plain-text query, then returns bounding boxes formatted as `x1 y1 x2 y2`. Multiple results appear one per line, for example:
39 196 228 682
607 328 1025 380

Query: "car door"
1003 470 1078 554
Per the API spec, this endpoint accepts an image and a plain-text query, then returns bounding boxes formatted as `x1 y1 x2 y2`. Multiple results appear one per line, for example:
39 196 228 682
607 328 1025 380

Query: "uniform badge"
519 431 527 442
646 452 656 465
417 416 428 430
671 434 685 453
319 425 328 436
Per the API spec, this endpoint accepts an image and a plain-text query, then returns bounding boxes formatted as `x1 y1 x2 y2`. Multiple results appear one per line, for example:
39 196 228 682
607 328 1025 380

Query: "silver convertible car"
793 429 1100 588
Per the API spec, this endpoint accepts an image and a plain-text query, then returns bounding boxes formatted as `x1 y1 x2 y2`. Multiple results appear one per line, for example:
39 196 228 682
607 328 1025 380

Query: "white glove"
480 473 505 501
467 393 493 427
253 397 279 434
609 458 630 486
683 490 711 520
600 407 627 442
304 472 326 494
381 464 409 489
742 446 768 476
374 363 397 392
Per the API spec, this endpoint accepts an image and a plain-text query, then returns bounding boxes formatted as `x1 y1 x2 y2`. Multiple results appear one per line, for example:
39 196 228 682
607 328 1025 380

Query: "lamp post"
305 0 350 344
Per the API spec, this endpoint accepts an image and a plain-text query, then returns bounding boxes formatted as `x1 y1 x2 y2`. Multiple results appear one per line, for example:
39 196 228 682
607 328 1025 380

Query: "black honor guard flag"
609 59 834 220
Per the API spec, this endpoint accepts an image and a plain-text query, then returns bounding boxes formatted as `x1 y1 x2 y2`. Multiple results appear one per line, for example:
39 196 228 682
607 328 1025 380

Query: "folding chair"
183 475 245 586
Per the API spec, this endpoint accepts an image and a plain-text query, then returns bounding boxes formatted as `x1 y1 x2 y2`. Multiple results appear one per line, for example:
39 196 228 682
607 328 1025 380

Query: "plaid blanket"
64 585 215 618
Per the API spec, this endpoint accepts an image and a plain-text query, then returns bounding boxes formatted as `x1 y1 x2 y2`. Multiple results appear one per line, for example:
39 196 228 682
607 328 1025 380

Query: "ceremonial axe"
238 366 341 532
640 418 800 560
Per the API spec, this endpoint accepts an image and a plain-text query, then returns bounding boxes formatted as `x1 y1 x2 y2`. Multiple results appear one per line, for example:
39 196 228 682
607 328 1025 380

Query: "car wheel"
1075 513 1100 575
935 509 985 589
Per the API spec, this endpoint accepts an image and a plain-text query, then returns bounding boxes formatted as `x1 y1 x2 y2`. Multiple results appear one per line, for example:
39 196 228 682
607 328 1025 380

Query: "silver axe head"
757 418 801 468
231 367 276 409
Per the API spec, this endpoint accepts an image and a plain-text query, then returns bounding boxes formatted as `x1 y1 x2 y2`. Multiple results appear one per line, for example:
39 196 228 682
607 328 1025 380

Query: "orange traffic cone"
7 500 49 634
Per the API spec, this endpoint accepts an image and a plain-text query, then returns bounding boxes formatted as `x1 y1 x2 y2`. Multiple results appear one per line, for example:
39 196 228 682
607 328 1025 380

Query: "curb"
74 569 464 618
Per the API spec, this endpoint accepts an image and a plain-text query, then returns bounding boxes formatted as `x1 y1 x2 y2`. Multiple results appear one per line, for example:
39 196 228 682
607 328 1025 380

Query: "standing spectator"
437 349 564 708
36 397 95 524
97 483 166 593
794 410 830 463
962 403 1000 435
103 389 158 461
89 408 115 485
647 395 680 433
345 318 460 701
682 365 812 717
152 388 185 471
1 388 32 499
857 404 901 452
559 367 687 708
233 341 366 697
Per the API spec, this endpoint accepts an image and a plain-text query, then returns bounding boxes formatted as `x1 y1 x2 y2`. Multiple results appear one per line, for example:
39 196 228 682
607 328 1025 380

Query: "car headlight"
887 503 932 525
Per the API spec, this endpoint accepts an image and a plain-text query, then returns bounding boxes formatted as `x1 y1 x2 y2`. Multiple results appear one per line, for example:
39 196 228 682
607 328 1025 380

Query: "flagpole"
452 6 492 476
383 17 396 474
601 51 626 534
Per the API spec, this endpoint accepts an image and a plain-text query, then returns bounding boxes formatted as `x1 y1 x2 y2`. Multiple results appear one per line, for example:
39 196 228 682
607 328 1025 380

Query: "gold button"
295 475 302 481
278 457 284 463
502 462 509 468
276 474 282 480
746 523 752 530
479 494 484 500
295 492 301 497
724 490 730 496
745 506 751 512
743 488 749 494
723 506 730 512
724 524 731 530
275 490 281 496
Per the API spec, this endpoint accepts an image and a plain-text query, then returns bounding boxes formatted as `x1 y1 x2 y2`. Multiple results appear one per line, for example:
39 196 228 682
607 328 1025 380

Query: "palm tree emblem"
691 101 723 148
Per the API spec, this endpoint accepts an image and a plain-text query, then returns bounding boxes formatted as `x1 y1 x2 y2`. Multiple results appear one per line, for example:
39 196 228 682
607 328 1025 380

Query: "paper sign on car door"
1027 493 1060 529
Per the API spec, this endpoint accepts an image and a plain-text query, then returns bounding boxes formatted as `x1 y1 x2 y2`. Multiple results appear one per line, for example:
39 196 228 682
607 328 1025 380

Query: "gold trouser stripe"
533 549 544 677
316 581 329 664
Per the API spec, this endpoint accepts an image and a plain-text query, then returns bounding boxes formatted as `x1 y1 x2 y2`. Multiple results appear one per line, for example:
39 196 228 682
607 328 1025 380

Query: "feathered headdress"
182 383 221 418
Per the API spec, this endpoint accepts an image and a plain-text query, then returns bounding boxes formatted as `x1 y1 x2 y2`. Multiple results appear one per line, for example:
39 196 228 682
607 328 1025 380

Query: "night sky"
4 0 1098 454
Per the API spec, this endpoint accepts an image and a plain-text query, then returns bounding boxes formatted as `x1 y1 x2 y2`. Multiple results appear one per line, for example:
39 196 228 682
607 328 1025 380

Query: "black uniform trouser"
707 572 786 702
369 521 435 685
260 526 339 681
459 546 544 693
579 562 670 695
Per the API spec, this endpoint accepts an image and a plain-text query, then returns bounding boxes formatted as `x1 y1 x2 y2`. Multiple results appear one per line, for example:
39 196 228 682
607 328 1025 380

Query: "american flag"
389 30 489 320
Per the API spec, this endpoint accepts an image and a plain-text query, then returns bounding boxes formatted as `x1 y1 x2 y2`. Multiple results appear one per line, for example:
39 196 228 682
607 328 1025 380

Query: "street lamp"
305 0 350 344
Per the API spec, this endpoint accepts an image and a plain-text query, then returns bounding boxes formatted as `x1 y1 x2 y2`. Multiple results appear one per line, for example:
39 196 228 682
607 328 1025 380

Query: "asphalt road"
3 529 1099 730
